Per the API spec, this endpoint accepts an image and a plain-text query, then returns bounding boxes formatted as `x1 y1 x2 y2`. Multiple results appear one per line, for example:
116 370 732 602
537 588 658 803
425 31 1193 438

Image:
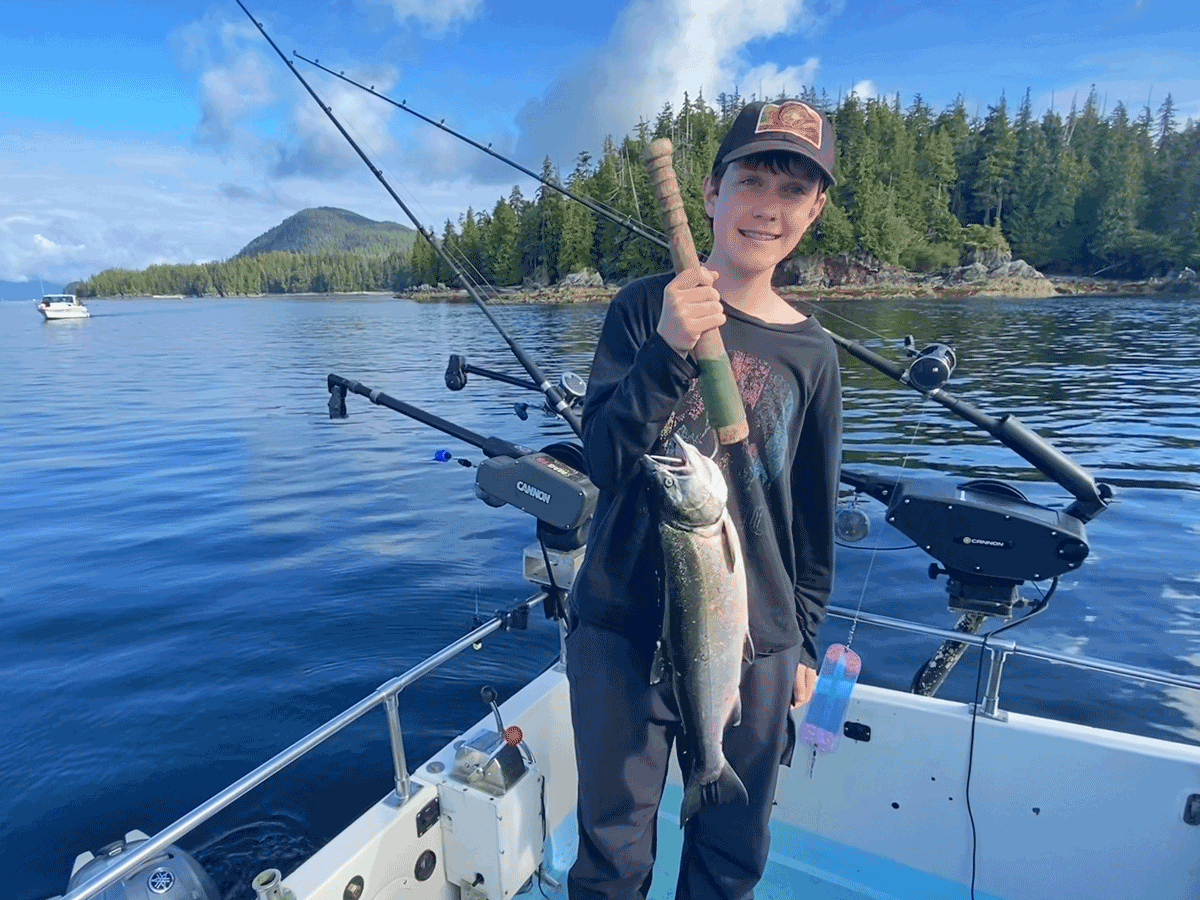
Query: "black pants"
565 621 801 900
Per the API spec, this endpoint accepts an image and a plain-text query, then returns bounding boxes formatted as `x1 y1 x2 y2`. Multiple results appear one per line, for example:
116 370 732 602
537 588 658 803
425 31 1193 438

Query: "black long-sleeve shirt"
571 272 842 669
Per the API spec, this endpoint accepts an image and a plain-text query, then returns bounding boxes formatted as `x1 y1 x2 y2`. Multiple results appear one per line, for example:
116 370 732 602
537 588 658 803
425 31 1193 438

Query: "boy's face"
703 159 827 278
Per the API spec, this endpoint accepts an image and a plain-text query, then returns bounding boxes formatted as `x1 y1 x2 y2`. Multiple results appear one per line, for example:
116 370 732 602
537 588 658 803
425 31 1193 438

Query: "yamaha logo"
147 868 175 894
516 480 551 504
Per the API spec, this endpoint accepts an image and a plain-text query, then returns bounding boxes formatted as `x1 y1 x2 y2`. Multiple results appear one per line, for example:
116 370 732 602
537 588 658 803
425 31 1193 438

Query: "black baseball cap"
714 100 836 187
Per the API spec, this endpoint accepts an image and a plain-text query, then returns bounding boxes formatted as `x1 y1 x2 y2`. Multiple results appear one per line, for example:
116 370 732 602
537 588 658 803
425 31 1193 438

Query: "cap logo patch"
755 102 822 150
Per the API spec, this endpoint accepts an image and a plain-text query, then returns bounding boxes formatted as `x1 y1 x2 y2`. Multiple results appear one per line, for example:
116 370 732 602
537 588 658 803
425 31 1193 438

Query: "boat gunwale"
55 594 1199 900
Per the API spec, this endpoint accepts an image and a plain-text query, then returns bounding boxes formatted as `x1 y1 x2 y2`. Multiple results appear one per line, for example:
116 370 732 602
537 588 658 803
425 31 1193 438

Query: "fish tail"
679 761 749 825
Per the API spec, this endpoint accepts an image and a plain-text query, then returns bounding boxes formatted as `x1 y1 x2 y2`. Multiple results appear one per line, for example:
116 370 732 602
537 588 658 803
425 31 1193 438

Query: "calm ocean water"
3 292 1199 899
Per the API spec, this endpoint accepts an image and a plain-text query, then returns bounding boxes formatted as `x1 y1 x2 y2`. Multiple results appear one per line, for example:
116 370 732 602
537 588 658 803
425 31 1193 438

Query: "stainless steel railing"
60 593 1200 899
60 592 548 900
825 604 1200 717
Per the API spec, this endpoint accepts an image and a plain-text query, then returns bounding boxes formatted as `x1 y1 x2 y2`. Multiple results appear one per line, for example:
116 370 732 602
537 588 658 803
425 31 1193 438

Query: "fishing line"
295 45 935 368
303 75 529 369
793 298 897 344
845 399 929 649
237 0 582 437
803 397 929 776
294 50 911 359
292 52 668 248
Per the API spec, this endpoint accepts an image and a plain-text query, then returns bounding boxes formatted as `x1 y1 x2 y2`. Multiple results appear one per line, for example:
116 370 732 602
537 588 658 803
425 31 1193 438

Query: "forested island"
72 86 1198 299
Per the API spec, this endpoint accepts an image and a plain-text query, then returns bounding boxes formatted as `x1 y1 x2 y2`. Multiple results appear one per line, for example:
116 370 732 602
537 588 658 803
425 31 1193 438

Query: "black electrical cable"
963 577 1056 898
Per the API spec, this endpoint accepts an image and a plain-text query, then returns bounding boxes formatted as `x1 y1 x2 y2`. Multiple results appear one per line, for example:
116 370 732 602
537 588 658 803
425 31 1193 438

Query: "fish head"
645 436 728 528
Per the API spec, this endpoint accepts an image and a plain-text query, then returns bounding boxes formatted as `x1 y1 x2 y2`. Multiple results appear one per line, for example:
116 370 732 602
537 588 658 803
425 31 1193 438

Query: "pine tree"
1157 94 1177 151
534 157 566 283
486 197 520 285
973 95 1016 226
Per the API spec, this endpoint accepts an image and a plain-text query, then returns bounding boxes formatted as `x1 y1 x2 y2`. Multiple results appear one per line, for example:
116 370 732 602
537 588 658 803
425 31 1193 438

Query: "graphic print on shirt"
659 349 797 487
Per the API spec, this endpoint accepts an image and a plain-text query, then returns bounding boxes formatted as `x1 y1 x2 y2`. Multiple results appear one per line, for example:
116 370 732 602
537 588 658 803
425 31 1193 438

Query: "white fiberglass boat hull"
279 664 1200 900
37 294 89 320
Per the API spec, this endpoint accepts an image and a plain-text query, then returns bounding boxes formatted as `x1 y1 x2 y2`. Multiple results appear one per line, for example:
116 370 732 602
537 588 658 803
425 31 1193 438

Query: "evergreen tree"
1157 94 1177 150
486 197 521 285
73 84 1200 293
973 95 1016 226
557 157 597 276
533 157 566 283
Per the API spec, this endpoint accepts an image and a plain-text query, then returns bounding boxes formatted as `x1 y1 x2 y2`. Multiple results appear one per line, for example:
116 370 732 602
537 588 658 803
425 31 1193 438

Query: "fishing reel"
902 336 957 392
445 354 587 421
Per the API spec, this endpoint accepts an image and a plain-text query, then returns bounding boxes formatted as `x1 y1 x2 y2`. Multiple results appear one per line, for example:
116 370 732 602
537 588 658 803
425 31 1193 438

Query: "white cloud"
0 126 511 283
271 68 400 177
511 0 838 170
849 79 878 101
1033 50 1200 126
173 12 403 180
740 59 821 101
358 0 484 32
196 49 275 145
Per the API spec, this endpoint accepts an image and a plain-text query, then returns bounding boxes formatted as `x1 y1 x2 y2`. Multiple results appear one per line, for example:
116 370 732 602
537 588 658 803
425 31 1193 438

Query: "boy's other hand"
658 267 723 357
791 663 817 708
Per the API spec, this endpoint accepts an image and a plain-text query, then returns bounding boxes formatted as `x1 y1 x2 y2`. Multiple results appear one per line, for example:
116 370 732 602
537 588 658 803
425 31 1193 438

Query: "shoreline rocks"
774 249 1057 299
397 259 1195 304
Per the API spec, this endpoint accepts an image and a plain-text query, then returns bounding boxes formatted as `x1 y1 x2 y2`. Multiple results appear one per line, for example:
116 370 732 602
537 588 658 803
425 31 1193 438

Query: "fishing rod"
298 48 1110 521
293 52 670 251
301 58 1120 697
278 26 1117 694
235 0 582 438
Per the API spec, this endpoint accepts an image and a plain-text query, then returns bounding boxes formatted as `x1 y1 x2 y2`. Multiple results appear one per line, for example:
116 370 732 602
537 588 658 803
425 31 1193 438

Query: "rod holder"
252 869 295 900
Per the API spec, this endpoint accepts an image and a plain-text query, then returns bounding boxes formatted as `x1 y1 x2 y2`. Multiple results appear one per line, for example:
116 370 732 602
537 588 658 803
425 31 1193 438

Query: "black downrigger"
832 337 1112 695
326 370 596 623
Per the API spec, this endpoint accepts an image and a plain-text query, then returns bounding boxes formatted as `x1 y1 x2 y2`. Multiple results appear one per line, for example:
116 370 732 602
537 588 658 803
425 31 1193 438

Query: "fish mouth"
646 452 687 470
647 435 699 472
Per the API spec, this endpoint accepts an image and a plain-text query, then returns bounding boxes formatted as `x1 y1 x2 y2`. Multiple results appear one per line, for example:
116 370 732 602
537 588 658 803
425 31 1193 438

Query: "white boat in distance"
37 293 89 320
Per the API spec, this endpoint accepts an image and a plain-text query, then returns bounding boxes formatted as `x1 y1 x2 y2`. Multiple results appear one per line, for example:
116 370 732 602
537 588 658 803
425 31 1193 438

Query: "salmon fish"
645 435 754 825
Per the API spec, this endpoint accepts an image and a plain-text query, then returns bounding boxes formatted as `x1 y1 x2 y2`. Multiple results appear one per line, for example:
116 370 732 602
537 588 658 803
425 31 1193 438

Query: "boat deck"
532 783 1003 900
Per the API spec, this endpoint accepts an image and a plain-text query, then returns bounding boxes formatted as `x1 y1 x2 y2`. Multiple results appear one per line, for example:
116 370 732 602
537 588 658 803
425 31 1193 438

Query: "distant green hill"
236 207 417 258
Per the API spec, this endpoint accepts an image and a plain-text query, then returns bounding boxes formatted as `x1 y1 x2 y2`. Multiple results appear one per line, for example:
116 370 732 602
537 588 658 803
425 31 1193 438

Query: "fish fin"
650 640 666 685
743 631 755 663
729 693 742 728
680 762 749 825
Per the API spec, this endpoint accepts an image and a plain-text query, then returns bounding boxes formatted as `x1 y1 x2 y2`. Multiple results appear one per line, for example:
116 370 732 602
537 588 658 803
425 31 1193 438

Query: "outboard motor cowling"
63 830 220 900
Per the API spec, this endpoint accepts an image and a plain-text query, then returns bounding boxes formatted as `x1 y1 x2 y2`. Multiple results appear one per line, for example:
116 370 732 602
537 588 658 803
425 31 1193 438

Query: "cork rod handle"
643 138 748 444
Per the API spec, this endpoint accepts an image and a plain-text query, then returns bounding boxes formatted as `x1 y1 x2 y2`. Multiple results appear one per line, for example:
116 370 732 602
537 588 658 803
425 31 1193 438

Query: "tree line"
76 85 1198 297
75 250 411 298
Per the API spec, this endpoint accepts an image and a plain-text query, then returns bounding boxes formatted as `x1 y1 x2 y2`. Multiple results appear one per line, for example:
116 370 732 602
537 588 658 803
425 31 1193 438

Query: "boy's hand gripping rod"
642 139 747 446
643 139 772 539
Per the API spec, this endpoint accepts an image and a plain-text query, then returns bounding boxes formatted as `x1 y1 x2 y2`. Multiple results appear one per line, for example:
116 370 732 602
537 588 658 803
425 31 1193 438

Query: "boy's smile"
703 160 826 279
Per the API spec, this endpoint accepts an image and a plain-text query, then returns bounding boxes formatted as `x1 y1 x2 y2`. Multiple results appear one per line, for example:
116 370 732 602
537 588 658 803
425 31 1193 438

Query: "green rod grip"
643 138 748 444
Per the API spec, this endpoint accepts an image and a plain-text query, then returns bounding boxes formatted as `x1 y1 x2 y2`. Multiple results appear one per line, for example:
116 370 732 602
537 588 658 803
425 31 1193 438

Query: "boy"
567 99 843 900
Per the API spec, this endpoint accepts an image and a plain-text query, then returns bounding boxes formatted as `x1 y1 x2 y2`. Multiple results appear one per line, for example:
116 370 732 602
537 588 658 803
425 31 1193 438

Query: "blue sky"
2 0 1195 286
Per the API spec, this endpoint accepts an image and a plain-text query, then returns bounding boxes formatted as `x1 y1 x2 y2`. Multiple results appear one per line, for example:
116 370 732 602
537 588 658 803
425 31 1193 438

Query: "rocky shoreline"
397 256 1198 304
